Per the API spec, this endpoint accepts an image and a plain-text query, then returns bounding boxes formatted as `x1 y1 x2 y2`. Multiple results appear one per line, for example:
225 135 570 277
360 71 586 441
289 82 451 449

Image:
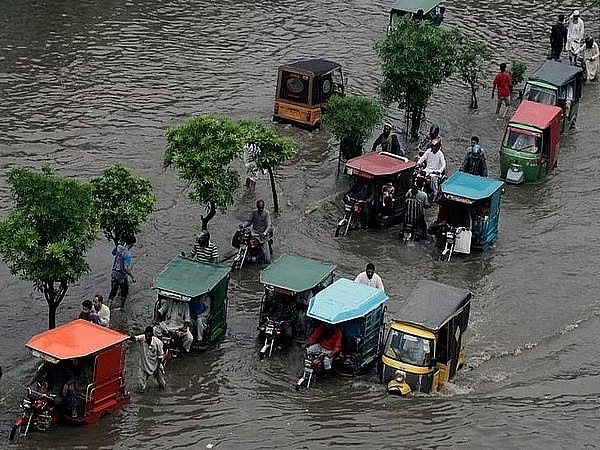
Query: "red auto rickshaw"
10 320 130 440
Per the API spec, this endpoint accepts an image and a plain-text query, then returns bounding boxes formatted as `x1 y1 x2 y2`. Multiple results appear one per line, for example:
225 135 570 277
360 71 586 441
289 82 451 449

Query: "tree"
375 17 458 141
90 164 157 245
322 95 384 174
237 121 297 213
0 166 97 329
509 60 527 87
455 35 493 109
164 116 245 230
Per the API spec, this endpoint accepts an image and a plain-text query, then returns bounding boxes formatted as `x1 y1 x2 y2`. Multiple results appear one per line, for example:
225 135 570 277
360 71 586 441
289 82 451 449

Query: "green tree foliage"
238 121 297 213
454 35 494 109
375 17 458 140
509 61 527 86
0 166 97 329
90 164 157 245
164 116 245 230
322 95 384 160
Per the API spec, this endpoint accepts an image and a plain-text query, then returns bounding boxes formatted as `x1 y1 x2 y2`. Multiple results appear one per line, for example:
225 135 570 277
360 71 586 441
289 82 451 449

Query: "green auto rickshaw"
258 253 336 358
380 280 471 395
522 60 583 133
152 255 230 355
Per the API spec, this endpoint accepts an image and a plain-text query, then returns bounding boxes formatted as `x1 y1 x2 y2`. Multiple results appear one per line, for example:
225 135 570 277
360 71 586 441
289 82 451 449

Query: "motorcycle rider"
371 122 404 156
241 199 274 264
262 294 297 341
305 322 343 371
567 10 585 65
580 35 600 81
460 144 488 177
416 136 446 198
32 360 78 418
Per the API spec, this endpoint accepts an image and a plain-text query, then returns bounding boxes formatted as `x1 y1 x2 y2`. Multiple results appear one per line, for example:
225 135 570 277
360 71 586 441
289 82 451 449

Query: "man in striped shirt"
190 230 219 264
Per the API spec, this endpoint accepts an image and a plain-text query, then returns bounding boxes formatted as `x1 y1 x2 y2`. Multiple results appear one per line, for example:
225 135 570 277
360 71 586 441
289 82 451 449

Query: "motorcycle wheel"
8 424 25 441
334 224 343 237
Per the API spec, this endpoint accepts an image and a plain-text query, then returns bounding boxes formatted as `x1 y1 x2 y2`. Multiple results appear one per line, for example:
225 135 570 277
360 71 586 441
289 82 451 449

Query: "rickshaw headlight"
394 370 406 383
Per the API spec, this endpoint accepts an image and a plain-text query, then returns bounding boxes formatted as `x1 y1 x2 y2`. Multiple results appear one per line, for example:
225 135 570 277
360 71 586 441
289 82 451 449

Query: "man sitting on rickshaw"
189 294 211 345
154 298 193 353
32 360 79 419
305 322 343 371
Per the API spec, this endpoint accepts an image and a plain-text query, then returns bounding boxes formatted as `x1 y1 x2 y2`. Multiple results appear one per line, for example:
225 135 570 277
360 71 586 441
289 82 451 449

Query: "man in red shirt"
306 322 342 370
492 63 512 117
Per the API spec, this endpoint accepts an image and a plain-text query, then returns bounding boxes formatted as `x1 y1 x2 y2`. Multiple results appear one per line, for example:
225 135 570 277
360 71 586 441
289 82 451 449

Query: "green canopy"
152 255 231 299
391 0 440 14
259 253 336 294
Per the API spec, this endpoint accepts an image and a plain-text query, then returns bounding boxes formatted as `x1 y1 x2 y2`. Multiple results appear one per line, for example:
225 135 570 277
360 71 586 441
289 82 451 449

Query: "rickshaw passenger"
263 294 297 339
558 83 574 117
341 319 363 355
189 294 211 342
154 298 193 352
295 289 314 338
34 360 79 418
306 323 343 370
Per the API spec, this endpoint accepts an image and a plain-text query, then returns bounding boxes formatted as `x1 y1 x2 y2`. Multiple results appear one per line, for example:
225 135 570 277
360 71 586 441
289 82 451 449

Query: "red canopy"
26 319 129 361
346 152 415 178
510 100 562 130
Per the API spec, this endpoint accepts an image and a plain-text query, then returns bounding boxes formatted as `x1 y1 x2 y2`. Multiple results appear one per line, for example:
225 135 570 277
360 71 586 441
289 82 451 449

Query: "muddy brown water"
1 0 600 448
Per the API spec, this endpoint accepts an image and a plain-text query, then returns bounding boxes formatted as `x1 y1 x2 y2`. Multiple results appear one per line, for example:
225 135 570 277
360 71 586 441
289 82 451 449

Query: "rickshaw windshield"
503 128 541 154
523 84 557 105
384 328 432 367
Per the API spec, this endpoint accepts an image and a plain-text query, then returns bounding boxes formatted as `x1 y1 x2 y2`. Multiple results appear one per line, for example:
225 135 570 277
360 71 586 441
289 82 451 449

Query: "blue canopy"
307 278 388 324
442 172 504 201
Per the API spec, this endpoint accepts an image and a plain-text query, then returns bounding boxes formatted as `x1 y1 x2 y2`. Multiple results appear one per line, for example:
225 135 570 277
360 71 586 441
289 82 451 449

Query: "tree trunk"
44 280 68 329
201 201 216 230
409 106 423 142
267 166 279 213
470 82 479 109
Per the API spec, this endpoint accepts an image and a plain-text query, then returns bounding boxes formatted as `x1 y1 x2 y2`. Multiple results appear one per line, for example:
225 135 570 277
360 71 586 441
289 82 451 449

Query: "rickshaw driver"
32 360 79 418
371 123 404 156
263 294 298 340
350 178 375 229
154 298 193 352
417 137 446 198
241 199 274 264
305 322 343 370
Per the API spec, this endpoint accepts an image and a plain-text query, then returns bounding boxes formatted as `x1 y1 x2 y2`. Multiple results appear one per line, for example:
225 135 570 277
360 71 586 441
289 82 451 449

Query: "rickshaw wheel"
334 224 343 237
8 424 24 441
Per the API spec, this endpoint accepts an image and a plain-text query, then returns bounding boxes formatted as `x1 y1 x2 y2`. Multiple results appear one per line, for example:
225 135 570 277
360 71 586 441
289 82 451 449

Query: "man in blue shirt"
108 234 136 309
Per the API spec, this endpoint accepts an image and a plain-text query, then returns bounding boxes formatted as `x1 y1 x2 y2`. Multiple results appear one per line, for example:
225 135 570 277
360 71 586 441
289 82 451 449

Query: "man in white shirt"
130 326 166 393
567 10 585 64
92 294 110 327
354 263 385 292
417 137 446 198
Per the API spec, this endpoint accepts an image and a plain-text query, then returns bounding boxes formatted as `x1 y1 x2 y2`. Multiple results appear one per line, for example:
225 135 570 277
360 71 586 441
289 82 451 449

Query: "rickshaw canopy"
307 278 388 324
528 60 583 87
26 319 129 362
393 280 471 331
509 100 563 131
260 253 336 294
390 0 440 14
442 172 504 201
346 152 415 179
284 59 341 76
153 255 231 300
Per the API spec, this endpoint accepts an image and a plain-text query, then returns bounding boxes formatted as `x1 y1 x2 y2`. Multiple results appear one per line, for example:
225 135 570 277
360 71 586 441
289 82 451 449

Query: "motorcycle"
232 226 273 270
258 318 285 359
439 225 469 262
569 39 584 66
335 195 367 237
295 352 326 390
9 384 58 441
413 165 446 202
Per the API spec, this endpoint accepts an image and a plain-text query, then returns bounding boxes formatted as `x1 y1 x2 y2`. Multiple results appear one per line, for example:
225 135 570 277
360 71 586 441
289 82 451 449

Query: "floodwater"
1 0 599 448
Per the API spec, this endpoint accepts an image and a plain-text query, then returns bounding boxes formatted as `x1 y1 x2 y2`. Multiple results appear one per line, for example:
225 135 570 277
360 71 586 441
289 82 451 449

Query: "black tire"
334 224 343 237
8 424 23 441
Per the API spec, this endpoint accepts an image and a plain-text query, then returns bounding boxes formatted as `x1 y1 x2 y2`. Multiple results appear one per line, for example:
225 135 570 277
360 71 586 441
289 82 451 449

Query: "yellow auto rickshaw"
273 59 345 129
380 280 471 395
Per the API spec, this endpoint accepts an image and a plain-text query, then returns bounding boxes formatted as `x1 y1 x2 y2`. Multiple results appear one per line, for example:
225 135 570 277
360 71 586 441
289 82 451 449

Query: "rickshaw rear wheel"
334 224 343 237
8 424 24 441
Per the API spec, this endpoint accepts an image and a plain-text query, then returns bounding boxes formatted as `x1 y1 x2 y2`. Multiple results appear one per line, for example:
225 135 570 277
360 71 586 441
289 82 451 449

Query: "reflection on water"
1 0 599 447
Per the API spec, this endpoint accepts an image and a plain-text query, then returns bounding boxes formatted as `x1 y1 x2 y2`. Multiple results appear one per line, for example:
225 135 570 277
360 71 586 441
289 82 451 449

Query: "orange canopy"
26 319 129 361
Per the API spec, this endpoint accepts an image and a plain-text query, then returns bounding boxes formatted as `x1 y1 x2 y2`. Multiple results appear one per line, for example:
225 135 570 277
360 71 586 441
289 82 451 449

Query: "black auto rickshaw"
152 255 230 355
380 280 471 395
257 253 336 358
335 151 416 237
388 0 442 32
273 59 345 129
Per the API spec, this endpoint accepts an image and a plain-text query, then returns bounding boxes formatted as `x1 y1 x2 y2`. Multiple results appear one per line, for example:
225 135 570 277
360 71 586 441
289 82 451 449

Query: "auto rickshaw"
335 151 416 237
273 58 345 129
522 60 583 133
433 172 504 261
388 0 442 32
296 278 388 390
500 100 562 184
152 255 230 354
380 280 471 395
258 253 336 358
10 320 130 440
